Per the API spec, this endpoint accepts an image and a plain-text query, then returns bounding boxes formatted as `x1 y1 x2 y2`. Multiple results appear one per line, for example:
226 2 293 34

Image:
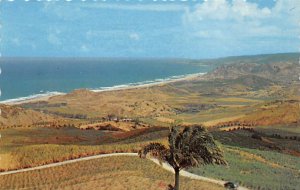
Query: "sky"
1 0 300 59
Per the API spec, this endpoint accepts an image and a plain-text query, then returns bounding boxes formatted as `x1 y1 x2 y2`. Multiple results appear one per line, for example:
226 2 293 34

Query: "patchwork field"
0 53 299 189
0 156 223 190
189 145 300 190
1 124 300 189
0 126 168 170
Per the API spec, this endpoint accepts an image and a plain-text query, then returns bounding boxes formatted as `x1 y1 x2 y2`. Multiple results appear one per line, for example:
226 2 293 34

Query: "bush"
251 133 262 140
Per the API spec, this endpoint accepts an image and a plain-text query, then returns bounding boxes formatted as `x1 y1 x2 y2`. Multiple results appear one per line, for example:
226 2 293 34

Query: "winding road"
0 153 249 190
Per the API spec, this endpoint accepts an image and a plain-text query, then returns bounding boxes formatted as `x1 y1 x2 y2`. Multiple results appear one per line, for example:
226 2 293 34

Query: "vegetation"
0 126 169 170
7 140 165 171
189 145 300 190
139 126 226 190
0 156 223 190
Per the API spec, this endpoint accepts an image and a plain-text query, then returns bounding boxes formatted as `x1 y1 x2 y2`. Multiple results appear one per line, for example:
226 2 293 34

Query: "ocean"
0 58 212 102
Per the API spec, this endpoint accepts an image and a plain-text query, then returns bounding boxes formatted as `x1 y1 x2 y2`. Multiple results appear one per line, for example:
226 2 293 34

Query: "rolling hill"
0 104 63 128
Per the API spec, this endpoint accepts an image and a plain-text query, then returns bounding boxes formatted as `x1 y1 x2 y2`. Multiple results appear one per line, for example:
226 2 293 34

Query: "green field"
189 146 300 190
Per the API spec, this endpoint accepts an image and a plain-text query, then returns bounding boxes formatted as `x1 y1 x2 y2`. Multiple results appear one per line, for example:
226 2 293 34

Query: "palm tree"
139 125 227 190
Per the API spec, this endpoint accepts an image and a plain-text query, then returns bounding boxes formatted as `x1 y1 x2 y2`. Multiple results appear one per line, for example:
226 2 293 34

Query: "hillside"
199 52 300 67
0 104 63 128
8 52 298 128
205 60 299 83
234 100 300 126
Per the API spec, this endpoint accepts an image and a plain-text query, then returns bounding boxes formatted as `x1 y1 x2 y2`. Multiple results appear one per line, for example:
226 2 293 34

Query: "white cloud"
31 43 37 50
82 3 188 12
184 0 271 23
180 0 300 57
85 30 125 40
43 2 86 21
80 44 89 52
86 30 142 42
47 28 62 46
129 33 140 41
11 38 20 46
231 0 271 19
47 34 62 46
183 0 299 40
271 0 300 24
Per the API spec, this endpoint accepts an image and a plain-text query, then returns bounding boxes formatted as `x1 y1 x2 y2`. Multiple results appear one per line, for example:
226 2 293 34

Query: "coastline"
91 72 205 92
1 92 66 105
1 72 206 105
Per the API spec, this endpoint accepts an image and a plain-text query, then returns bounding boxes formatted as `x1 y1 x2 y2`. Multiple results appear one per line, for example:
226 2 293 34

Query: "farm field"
0 126 169 170
0 156 223 190
2 125 300 190
189 145 300 190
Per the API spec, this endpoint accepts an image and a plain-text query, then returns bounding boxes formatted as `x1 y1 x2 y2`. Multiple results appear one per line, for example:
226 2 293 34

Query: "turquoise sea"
0 58 212 102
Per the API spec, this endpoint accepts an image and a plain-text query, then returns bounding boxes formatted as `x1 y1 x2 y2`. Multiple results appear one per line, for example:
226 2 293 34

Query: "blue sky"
1 0 299 58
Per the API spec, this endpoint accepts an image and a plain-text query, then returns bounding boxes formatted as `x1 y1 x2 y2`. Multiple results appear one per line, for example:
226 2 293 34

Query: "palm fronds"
140 125 227 169
139 125 227 190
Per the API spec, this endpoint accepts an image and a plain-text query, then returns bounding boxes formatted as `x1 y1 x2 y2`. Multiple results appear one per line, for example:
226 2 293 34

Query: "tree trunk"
174 168 180 190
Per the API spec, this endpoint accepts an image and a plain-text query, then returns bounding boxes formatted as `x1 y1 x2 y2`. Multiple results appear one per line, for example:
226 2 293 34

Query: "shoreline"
1 72 205 105
91 72 205 92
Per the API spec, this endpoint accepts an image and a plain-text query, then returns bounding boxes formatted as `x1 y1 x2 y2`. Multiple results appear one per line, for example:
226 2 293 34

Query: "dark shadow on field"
2 126 169 147
98 127 169 145
212 128 300 157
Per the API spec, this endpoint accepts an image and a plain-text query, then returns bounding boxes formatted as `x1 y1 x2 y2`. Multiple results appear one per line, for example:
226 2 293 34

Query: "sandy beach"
2 72 205 106
91 72 205 92
2 95 61 105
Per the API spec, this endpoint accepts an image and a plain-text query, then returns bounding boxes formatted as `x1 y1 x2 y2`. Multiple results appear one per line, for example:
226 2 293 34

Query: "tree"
139 125 227 190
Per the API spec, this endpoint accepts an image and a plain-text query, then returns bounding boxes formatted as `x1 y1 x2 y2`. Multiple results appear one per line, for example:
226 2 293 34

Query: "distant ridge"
217 52 299 59
205 52 300 83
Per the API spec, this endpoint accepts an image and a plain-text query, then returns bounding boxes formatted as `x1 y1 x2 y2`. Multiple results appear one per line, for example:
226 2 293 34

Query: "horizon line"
0 52 299 61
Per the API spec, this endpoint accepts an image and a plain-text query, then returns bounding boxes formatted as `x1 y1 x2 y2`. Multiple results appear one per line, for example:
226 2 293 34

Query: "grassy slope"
234 101 300 126
0 104 63 128
0 156 223 190
0 126 169 170
189 146 300 190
